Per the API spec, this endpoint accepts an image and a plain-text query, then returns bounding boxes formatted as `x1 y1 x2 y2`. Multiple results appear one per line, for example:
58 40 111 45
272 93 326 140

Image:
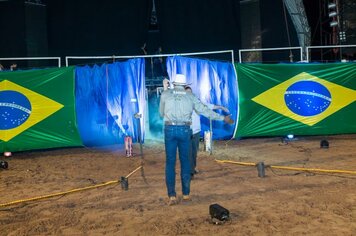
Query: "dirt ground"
1 134 356 235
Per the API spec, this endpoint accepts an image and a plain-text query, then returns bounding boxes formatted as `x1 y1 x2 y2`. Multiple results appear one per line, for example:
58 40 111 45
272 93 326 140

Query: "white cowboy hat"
172 74 189 85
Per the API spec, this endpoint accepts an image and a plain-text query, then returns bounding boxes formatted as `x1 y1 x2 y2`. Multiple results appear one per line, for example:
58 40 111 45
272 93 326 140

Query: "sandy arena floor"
1 135 356 235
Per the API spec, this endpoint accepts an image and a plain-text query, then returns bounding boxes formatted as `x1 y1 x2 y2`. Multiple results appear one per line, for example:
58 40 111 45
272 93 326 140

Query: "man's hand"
224 114 234 124
163 78 170 90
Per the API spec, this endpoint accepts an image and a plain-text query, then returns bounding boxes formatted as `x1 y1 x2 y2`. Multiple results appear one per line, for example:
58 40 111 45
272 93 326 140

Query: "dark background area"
0 0 286 61
155 0 240 54
46 0 151 57
45 0 242 60
303 0 323 46
1 0 354 65
0 1 26 58
259 0 299 62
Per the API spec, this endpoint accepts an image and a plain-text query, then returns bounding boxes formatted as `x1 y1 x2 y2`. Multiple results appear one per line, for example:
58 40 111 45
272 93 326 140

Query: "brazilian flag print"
0 67 82 152
235 63 356 137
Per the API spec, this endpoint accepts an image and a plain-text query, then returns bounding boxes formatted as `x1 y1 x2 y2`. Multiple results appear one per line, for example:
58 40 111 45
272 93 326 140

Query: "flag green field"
0 67 82 152
235 63 356 137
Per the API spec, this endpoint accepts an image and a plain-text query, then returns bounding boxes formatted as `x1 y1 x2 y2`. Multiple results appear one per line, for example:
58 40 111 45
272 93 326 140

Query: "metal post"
134 112 148 184
209 119 213 155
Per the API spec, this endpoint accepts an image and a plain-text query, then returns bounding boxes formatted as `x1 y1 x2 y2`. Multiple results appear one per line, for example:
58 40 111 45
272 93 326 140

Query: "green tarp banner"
235 63 356 137
0 67 82 152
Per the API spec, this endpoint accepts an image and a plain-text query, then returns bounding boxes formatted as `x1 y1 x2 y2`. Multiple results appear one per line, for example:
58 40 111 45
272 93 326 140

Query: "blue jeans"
164 125 192 197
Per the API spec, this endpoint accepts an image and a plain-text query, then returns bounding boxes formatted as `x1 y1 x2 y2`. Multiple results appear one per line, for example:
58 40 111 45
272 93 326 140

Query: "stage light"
0 160 8 169
320 140 329 148
328 3 336 9
328 11 337 17
327 2 338 28
4 152 12 157
339 31 346 42
330 21 338 27
209 204 230 221
281 134 296 144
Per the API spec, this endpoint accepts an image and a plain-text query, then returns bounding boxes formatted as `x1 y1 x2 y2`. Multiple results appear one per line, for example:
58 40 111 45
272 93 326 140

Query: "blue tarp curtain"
75 59 145 146
166 56 238 139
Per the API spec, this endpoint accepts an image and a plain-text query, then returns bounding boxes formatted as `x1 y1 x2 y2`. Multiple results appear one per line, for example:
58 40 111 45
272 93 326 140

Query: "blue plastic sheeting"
166 56 238 139
75 59 145 146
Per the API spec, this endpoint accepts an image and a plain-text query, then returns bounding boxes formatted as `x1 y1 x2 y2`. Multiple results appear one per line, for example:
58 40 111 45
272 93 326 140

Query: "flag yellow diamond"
0 80 63 141
252 72 356 126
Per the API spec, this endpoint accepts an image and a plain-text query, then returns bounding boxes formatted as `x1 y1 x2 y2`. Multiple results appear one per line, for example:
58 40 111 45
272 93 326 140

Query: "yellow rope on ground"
0 165 142 208
269 165 356 175
215 159 356 175
215 159 256 166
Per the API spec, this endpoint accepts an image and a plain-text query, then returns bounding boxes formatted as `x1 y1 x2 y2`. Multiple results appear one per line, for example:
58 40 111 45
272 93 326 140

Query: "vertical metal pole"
106 65 109 128
231 50 235 64
134 113 143 157
134 113 148 184
319 0 323 62
209 119 213 155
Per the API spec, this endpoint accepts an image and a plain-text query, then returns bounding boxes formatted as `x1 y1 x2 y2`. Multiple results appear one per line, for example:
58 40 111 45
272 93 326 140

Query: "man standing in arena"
160 74 234 205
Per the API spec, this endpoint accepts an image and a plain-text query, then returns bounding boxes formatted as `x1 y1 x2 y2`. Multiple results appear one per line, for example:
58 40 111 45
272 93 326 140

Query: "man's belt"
165 121 191 126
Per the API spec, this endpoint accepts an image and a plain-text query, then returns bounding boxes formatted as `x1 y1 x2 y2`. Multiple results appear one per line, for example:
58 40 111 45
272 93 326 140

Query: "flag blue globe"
284 81 332 116
0 90 32 130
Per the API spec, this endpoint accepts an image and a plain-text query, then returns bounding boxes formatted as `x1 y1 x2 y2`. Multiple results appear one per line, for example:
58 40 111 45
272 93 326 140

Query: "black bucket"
209 203 230 221
320 140 329 149
0 160 8 169
120 176 129 190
